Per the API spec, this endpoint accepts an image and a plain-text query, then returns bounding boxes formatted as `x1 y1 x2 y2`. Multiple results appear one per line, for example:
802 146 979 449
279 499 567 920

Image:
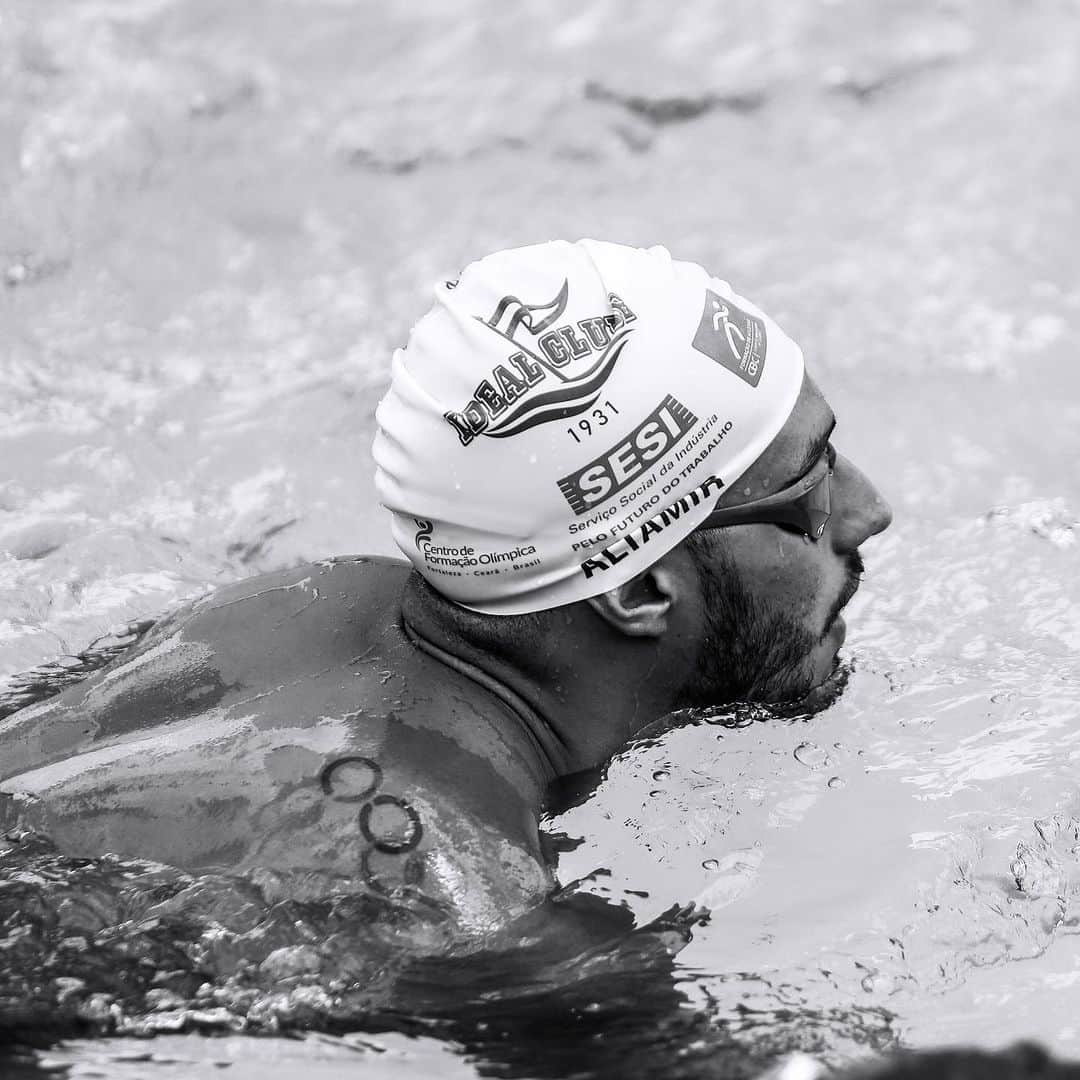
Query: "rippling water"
2 0 1079 1075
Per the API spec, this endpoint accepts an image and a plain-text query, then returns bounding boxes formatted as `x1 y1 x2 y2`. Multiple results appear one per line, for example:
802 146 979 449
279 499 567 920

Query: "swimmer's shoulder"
194 553 410 611
58 554 414 672
176 554 413 670
0 555 416 780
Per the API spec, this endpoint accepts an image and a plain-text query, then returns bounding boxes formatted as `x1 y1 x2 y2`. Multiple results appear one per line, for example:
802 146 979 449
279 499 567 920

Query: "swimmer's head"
374 240 806 614
375 240 891 704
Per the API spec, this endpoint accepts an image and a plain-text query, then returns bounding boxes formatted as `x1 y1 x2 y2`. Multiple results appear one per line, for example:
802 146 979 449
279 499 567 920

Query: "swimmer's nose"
831 454 893 553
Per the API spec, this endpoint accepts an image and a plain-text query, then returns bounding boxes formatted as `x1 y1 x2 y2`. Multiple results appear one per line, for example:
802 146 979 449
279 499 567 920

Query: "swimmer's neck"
400 575 681 783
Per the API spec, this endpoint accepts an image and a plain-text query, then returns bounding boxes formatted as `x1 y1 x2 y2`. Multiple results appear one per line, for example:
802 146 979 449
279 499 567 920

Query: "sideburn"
679 532 819 707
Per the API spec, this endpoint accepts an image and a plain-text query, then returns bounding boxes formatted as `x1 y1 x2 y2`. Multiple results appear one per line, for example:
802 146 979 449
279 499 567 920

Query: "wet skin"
688 376 893 698
0 558 555 934
0 376 892 935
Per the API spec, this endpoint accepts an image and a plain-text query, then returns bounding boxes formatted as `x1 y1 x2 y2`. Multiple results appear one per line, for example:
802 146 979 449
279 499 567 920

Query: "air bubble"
702 858 719 870
793 741 829 769
652 769 670 781
827 776 845 789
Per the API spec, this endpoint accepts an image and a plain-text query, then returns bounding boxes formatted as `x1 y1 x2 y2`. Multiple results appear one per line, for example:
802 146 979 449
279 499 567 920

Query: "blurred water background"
2 0 1080 1076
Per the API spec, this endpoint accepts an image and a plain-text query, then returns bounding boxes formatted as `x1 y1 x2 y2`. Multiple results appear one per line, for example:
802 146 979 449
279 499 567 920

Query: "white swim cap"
373 239 804 614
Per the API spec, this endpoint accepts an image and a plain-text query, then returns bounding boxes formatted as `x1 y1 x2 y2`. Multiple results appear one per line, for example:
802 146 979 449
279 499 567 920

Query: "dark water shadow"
0 826 897 1079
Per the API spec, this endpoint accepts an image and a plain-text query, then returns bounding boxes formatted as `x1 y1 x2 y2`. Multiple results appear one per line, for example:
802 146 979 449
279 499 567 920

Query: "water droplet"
827 776 845 789
860 969 898 995
702 858 719 871
652 769 670 781
1010 857 1027 890
793 741 829 769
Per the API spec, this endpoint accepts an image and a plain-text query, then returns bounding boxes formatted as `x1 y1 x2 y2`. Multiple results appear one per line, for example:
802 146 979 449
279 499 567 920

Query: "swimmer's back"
0 556 553 927
0 555 410 778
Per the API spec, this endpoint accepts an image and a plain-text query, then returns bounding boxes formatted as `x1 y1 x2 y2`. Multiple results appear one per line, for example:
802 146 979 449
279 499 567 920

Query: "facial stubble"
680 535 863 707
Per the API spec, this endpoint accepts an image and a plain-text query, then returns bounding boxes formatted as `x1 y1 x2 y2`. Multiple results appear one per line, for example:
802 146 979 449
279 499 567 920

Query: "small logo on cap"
413 518 433 549
443 283 637 446
692 289 767 387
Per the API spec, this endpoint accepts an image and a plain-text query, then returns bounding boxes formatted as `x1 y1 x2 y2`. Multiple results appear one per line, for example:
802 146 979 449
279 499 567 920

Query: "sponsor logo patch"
691 289 767 387
579 475 726 579
557 394 699 515
443 282 637 446
412 518 539 577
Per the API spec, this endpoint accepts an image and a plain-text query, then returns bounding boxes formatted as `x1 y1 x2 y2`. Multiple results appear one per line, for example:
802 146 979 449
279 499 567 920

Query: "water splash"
0 828 899 1077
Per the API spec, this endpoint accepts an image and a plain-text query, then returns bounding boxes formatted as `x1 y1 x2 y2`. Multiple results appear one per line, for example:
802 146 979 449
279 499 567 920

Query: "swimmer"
0 240 890 934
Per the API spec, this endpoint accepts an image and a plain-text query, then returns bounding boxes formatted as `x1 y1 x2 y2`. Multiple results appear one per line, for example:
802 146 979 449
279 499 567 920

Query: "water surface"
2 0 1079 1075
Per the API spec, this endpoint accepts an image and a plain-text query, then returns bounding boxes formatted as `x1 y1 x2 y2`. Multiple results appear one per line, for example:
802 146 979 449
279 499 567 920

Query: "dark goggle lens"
775 470 831 539
696 449 833 540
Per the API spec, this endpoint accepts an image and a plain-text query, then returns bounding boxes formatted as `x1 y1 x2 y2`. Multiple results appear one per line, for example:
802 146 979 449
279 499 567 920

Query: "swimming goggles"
697 444 835 541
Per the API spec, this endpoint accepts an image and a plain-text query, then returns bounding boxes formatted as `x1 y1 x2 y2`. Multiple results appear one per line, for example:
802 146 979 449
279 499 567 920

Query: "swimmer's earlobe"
585 565 675 639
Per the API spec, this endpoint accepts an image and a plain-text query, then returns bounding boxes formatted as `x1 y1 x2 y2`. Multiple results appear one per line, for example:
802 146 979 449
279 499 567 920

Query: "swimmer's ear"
586 563 676 638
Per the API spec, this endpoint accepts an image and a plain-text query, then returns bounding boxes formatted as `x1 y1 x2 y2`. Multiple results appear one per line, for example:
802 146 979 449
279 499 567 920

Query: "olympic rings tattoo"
359 794 422 853
320 756 382 802
320 755 425 894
